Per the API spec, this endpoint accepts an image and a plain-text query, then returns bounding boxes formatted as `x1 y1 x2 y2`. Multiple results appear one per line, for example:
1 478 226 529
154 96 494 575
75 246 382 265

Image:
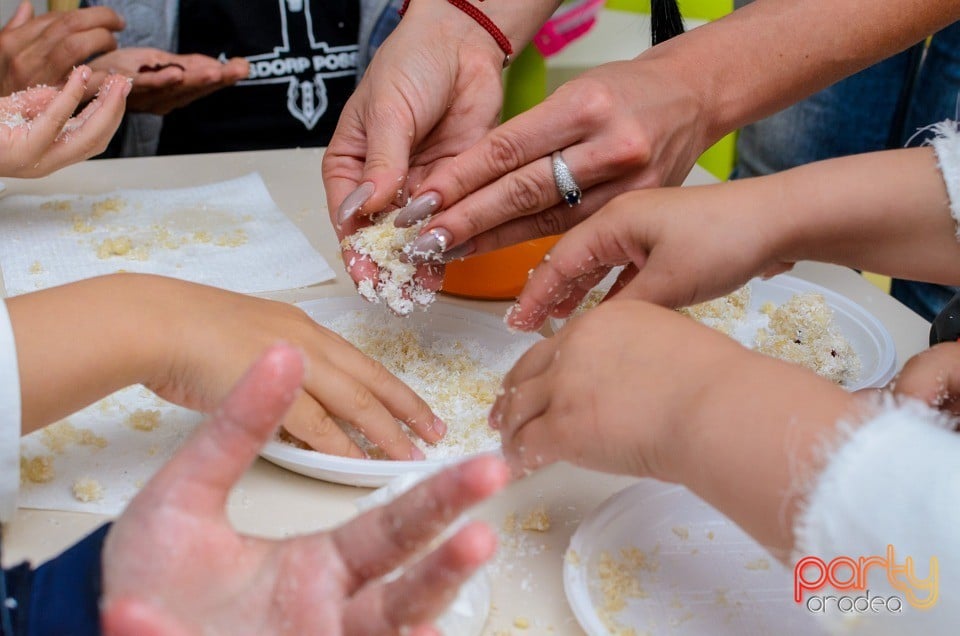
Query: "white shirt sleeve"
793 398 960 635
0 300 20 523
929 119 960 238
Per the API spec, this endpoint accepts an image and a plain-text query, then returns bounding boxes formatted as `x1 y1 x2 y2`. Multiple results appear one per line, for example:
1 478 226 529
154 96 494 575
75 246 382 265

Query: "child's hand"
0 66 129 178
891 342 960 416
103 344 506 635
505 182 792 331
492 298 751 479
143 278 442 460
9 275 442 460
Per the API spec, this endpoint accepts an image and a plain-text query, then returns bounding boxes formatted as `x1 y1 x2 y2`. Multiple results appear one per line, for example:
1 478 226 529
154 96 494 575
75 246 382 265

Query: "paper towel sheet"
0 173 335 296
19 386 202 515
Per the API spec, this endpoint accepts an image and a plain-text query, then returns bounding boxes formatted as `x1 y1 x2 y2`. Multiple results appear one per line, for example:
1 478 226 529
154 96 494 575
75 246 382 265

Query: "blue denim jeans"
732 21 960 321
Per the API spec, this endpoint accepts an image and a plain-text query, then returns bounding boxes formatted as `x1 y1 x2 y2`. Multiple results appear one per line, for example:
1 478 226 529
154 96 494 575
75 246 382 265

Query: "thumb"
892 342 960 412
4 1 33 30
101 597 190 636
139 343 304 516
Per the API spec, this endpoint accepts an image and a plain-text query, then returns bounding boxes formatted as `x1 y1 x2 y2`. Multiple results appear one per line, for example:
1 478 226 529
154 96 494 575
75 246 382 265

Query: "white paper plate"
551 274 896 391
259 297 541 487
564 480 826 635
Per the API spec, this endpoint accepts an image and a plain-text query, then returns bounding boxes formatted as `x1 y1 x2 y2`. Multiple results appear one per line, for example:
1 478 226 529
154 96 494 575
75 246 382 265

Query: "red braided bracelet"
399 0 514 67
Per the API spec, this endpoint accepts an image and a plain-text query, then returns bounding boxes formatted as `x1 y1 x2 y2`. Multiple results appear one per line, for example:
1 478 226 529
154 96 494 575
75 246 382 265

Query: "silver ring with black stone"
551 151 582 207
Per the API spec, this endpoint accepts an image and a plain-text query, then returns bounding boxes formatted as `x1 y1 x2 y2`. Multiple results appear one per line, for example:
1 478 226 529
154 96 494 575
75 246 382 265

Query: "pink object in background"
533 0 606 57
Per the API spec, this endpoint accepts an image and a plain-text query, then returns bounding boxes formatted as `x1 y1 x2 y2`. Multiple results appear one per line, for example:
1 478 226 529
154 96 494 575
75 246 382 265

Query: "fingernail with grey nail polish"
409 228 452 260
336 182 375 226
439 240 476 263
395 191 441 227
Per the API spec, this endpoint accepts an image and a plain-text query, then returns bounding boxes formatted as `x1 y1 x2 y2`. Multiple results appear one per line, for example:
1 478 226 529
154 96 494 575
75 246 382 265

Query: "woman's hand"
0 66 129 178
88 48 249 115
398 56 707 265
322 0 514 288
103 344 508 636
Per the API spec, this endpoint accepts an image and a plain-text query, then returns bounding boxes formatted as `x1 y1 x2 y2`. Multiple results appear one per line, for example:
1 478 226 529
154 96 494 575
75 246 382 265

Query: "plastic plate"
551 274 896 391
564 480 826 635
259 297 541 487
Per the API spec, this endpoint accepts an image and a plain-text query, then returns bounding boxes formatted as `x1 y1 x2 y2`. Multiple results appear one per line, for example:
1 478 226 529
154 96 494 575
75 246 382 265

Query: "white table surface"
0 148 931 635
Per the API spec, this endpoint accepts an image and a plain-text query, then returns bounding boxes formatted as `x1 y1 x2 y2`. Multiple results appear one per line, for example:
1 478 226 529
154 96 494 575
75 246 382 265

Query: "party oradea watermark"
794 545 938 615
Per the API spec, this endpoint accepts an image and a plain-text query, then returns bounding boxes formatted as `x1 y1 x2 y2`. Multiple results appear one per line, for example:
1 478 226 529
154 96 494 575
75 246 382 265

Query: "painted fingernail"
408 228 453 260
336 182 375 226
432 417 447 437
395 192 441 227
439 240 476 263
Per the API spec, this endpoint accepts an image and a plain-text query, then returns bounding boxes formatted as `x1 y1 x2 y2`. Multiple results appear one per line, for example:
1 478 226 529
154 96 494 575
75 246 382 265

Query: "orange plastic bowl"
442 236 560 300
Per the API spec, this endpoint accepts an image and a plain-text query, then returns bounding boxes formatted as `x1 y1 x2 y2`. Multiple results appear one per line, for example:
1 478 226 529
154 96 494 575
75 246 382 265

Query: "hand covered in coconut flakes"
323 0 559 297
503 184 793 332
102 344 508 636
492 299 754 478
88 48 249 115
494 298 860 553
0 66 129 178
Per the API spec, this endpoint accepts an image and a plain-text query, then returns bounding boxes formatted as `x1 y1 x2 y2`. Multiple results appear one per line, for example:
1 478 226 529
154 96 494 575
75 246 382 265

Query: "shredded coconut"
284 309 530 459
592 545 661 635
342 209 437 316
679 287 860 385
72 477 104 503
20 455 55 484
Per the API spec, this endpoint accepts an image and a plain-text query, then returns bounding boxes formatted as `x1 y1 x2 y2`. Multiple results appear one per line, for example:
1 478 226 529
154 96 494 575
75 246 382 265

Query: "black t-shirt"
157 0 360 154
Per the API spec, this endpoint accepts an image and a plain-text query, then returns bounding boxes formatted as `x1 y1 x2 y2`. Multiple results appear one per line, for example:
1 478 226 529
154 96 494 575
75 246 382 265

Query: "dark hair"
651 0 685 45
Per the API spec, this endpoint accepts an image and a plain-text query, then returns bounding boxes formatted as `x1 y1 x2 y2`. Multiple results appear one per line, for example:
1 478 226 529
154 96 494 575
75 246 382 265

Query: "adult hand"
0 65 129 178
88 48 249 115
399 56 707 266
0 1 123 96
321 0 506 288
102 344 508 636
891 342 960 416
504 183 793 331
492 299 749 479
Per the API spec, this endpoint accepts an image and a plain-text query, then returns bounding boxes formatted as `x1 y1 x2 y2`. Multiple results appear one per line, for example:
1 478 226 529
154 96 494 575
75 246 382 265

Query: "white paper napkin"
0 173 335 296
18 387 202 515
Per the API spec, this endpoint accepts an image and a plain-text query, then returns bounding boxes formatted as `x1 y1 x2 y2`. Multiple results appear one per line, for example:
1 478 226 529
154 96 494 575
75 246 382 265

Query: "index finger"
508 223 631 331
331 454 509 587
413 93 586 212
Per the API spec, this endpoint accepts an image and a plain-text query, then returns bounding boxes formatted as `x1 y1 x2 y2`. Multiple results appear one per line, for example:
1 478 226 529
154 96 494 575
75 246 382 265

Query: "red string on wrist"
399 0 514 67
